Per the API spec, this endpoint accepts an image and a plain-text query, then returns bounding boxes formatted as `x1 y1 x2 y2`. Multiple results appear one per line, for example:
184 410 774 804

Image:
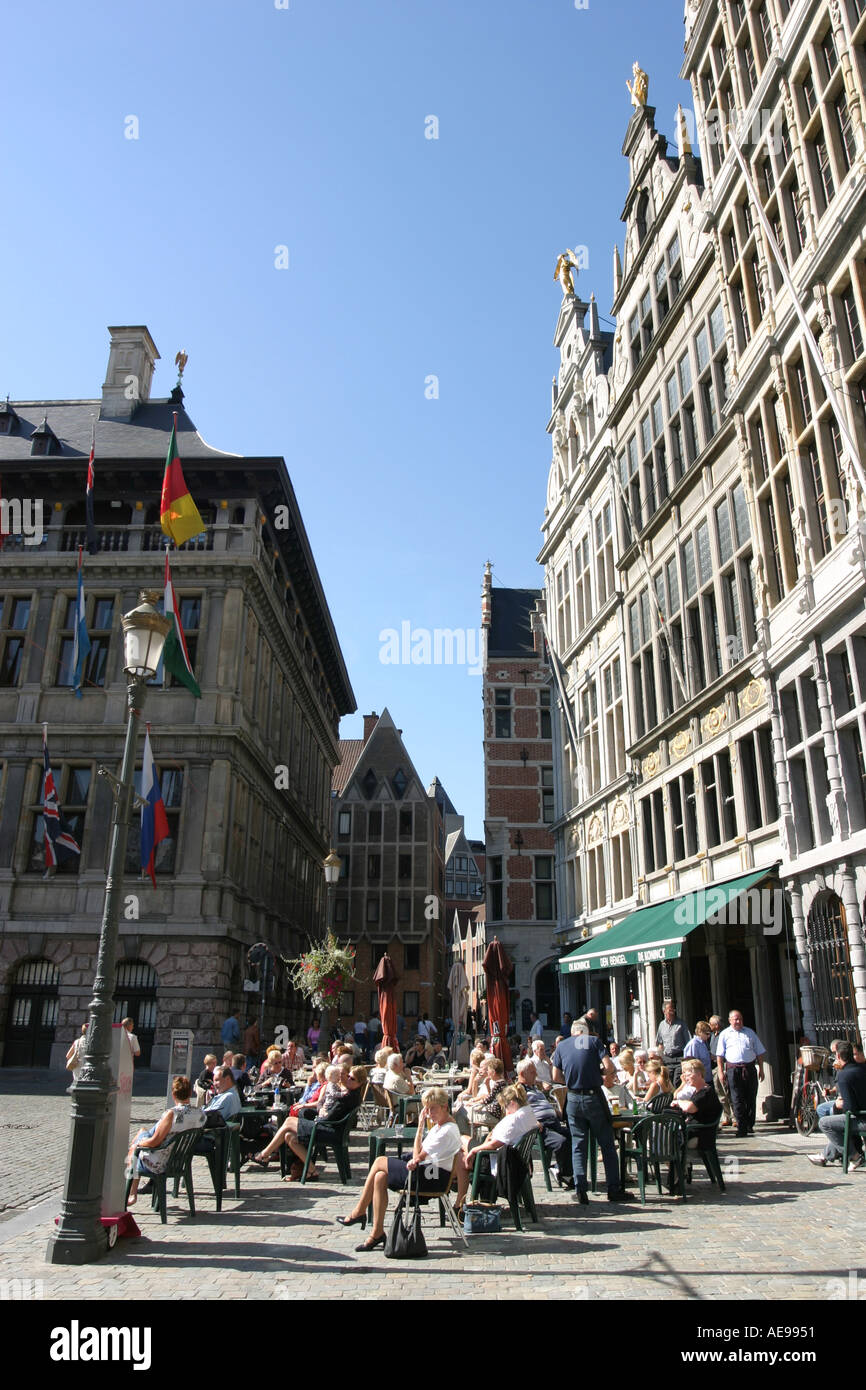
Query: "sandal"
250 1154 271 1169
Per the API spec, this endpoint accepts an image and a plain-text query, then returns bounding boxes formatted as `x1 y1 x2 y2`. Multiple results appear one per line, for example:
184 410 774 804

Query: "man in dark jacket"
810 1041 866 1168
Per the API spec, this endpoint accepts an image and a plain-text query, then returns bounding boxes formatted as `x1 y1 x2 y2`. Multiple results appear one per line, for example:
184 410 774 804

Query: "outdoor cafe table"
588 1110 642 1191
367 1124 418 1167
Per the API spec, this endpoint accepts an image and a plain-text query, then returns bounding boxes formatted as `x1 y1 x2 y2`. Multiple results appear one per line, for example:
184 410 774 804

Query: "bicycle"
792 1045 831 1135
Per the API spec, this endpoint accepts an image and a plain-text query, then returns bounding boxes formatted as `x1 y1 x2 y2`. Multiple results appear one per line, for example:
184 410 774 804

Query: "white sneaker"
849 1152 864 1171
807 1154 827 1166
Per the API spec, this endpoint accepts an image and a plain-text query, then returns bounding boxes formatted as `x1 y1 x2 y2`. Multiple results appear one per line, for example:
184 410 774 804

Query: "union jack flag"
42 724 81 870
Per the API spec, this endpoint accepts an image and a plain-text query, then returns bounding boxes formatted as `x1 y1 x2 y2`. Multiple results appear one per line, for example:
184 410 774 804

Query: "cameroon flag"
160 417 204 546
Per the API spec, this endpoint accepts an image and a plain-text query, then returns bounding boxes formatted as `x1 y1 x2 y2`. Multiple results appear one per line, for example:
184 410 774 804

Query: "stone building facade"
0 325 355 1069
480 565 559 1031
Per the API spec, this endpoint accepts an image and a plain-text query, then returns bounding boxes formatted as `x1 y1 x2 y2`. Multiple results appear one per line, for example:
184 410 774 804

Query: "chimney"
481 561 493 629
100 326 160 421
363 712 379 742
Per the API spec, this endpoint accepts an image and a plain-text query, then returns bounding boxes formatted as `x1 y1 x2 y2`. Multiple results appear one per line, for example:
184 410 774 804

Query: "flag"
163 551 202 697
42 725 81 870
72 547 91 699
140 725 170 887
160 415 204 546
0 474 8 550
85 440 99 555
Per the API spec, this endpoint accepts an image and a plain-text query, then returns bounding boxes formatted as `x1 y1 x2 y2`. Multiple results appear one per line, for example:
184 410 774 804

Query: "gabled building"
331 710 447 1033
0 325 355 1068
480 565 559 1032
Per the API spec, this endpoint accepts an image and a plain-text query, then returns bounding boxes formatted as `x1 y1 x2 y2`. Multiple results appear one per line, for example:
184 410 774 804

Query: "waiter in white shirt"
716 1010 765 1138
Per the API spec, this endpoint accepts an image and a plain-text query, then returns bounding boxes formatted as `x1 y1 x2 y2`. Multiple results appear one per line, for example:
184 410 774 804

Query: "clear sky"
1 0 691 838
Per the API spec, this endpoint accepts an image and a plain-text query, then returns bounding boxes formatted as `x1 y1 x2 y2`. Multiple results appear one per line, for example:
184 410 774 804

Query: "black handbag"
384 1170 428 1260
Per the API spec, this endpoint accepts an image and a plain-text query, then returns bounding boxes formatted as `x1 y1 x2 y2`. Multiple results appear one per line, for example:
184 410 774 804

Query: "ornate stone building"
0 325 355 1068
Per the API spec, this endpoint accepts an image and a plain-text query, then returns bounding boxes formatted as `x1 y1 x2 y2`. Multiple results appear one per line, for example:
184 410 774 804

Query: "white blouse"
419 1121 462 1178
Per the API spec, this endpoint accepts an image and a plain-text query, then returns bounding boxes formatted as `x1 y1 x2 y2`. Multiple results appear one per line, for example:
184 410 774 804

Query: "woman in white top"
456 1084 540 1206
66 1023 87 1081
337 1087 461 1251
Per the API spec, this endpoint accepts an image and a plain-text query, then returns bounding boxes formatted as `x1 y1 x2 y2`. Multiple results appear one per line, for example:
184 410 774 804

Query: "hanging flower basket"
285 933 355 1009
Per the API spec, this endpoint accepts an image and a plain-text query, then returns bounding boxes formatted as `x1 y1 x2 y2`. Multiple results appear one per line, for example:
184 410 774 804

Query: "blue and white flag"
72 546 90 699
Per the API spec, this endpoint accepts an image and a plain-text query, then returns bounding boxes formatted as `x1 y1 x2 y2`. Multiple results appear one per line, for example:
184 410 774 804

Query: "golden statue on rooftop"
626 61 649 108
554 249 580 297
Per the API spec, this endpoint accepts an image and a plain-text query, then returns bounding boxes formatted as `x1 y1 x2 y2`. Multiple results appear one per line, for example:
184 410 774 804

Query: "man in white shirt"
716 1010 766 1138
529 1013 544 1040
122 1017 141 1061
530 1038 553 1086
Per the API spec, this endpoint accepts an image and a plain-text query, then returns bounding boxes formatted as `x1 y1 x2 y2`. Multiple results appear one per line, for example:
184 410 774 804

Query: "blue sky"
1 0 691 837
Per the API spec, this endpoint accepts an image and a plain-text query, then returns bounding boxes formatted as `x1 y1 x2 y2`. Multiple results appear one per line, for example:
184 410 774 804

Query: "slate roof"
0 398 238 462
487 587 542 658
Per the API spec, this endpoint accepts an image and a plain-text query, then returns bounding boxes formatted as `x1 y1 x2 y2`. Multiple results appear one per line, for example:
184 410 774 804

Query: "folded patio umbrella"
483 937 513 1076
373 952 399 1051
447 959 469 1058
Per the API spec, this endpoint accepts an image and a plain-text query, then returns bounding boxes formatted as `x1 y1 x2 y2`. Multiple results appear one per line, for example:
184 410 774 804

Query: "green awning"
558 868 772 974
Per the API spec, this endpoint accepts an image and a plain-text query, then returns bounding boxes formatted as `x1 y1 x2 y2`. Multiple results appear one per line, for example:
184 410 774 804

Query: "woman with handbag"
336 1087 461 1252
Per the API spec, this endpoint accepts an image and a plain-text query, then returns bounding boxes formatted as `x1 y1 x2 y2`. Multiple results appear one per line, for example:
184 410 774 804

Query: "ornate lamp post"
48 592 171 1264
323 849 342 932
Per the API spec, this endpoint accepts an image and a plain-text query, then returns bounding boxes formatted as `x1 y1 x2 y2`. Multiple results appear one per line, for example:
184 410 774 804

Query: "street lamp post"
323 849 342 933
48 593 171 1265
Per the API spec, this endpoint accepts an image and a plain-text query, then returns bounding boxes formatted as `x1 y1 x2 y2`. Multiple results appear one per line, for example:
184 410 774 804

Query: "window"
535 856 555 920
338 809 351 838
542 766 555 824
404 943 420 969
398 899 411 924
366 898 380 923
840 284 864 362
494 689 511 739
641 789 667 874
580 683 600 798
333 898 348 923
125 766 183 874
610 830 633 902
28 764 90 873
398 854 412 880
594 501 615 606
828 638 866 832
700 749 736 847
820 27 838 83
629 588 657 739
368 810 382 837
573 535 592 634
57 596 114 690
392 767 407 799
619 436 642 540
403 991 420 1017
555 561 573 650
367 854 381 882
586 843 605 913
167 595 200 688
812 131 835 212
0 596 31 686
361 768 377 799
603 657 626 781
670 770 699 861
399 809 412 836
488 855 503 921
539 688 552 740
739 726 779 830
835 92 856 172
339 853 350 881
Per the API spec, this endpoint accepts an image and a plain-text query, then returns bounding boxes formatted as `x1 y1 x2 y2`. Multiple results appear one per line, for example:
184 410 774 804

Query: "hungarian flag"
72 547 91 699
85 441 99 555
140 725 170 887
42 725 81 870
163 552 201 697
160 414 204 546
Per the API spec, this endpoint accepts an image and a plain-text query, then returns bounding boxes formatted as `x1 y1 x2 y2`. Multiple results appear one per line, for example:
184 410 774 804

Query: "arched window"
806 891 858 1047
113 960 158 1066
3 959 61 1066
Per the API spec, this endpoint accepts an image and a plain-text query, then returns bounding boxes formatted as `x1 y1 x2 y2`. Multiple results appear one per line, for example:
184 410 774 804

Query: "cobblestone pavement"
1 1072 864 1301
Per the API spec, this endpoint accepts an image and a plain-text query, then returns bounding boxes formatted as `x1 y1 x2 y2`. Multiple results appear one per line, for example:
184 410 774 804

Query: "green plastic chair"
299 1108 359 1184
623 1111 688 1204
842 1109 866 1173
125 1127 202 1224
533 1130 554 1191
470 1129 540 1231
683 1118 726 1192
203 1120 242 1209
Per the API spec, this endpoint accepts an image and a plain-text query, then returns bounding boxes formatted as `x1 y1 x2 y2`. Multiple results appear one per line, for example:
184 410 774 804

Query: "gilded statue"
626 61 648 108
554 249 580 297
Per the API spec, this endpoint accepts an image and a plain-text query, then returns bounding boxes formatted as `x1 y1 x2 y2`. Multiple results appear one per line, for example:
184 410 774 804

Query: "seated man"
455 1083 540 1207
530 1038 553 1086
193 1064 243 1154
810 1040 866 1168
517 1058 573 1186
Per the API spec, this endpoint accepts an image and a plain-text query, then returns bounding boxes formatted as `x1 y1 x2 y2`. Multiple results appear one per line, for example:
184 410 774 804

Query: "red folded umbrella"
483 938 513 1076
373 952 399 1051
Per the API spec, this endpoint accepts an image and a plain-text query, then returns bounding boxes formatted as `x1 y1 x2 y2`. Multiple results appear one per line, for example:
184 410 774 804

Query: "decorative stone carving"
594 376 610 423
669 728 691 761
610 798 629 831
642 750 660 779
576 641 594 674
738 678 766 714
586 812 604 848
597 615 618 651
701 705 727 738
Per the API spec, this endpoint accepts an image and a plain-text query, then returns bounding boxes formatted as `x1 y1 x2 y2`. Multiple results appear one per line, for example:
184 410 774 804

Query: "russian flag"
140 725 170 887
72 546 91 699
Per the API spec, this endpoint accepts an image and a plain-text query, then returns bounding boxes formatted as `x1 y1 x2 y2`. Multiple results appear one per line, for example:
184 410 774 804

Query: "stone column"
831 0 866 163
786 877 816 1039
837 861 866 1044
811 640 850 840
643 962 657 1046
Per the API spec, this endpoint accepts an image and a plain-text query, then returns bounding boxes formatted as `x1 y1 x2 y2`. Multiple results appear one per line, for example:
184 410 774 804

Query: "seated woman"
667 1058 722 1192
126 1076 204 1205
630 1049 651 1097
404 1037 428 1070
382 1052 413 1097
643 1059 674 1105
615 1047 636 1087
253 1064 342 1166
254 1046 292 1091
281 1065 367 1180
471 1056 506 1124
288 1061 328 1115
336 1087 462 1251
457 1047 486 1103
455 1083 540 1208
